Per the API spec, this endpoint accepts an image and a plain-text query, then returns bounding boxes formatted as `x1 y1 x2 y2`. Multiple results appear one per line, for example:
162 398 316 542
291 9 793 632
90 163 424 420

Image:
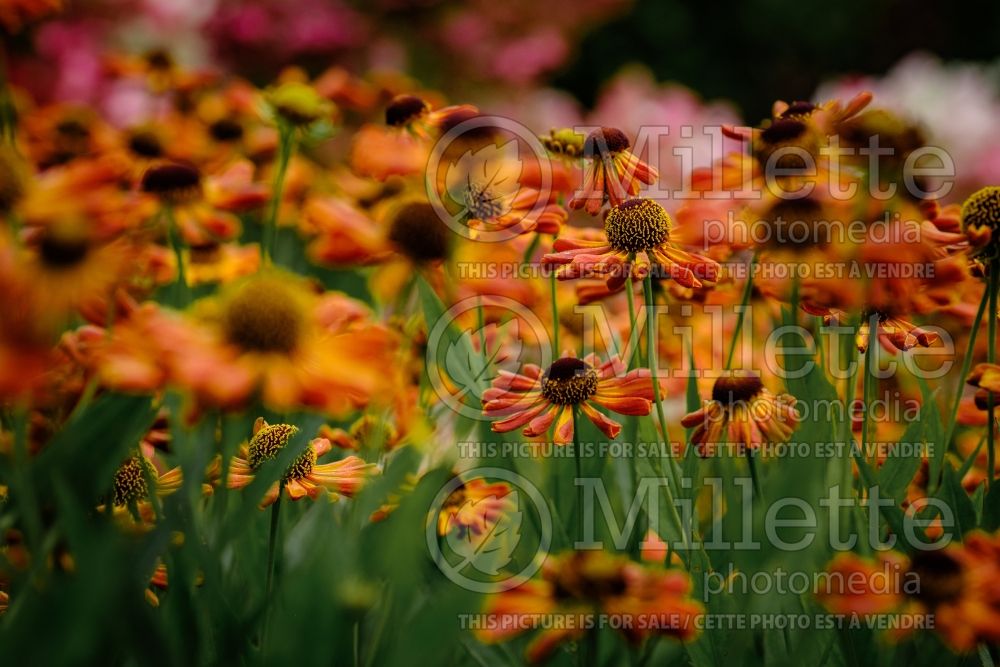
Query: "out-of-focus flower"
0 0 61 33
437 478 514 537
483 354 657 443
227 418 377 507
817 531 1000 651
817 53 1000 196
680 374 799 457
477 550 703 663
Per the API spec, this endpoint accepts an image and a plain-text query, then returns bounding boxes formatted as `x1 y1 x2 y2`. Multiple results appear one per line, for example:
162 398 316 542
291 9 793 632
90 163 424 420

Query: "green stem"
261 493 283 651
746 449 763 501
861 313 880 465
643 274 688 550
979 643 996 667
550 270 560 357
725 252 757 371
944 284 989 448
164 205 187 305
572 405 584 543
264 125 295 265
625 277 640 369
988 268 998 488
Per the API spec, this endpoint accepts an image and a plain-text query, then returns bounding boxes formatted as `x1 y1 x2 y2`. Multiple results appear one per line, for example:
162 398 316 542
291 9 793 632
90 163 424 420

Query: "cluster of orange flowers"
2 33 1000 663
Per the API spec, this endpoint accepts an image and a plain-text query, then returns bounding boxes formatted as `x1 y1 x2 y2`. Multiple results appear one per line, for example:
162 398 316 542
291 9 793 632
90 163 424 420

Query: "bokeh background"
7 0 1000 194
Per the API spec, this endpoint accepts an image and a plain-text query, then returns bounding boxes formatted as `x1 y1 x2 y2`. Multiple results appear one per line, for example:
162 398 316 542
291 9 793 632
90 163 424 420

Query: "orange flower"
437 478 514 537
477 550 702 663
680 374 800 457
227 418 377 507
569 127 658 215
483 354 657 443
544 197 720 291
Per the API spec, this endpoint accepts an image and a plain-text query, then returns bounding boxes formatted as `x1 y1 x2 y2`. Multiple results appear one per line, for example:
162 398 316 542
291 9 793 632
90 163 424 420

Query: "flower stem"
264 124 295 265
164 205 187 305
745 448 763 501
861 313 880 465
944 284 989 448
550 270 560 357
988 267 998 488
572 405 584 543
261 493 283 652
725 252 757 371
625 277 640 369
642 277 683 496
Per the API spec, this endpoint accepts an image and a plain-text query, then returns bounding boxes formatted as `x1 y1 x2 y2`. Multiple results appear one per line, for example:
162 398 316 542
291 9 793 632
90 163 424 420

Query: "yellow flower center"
113 455 156 506
265 82 331 126
962 186 1000 234
604 198 670 253
541 358 599 405
222 275 306 354
248 423 315 481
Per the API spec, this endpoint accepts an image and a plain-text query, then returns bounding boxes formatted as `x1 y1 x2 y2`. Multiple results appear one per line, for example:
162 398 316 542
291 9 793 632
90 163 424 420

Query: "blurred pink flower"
817 52 1000 198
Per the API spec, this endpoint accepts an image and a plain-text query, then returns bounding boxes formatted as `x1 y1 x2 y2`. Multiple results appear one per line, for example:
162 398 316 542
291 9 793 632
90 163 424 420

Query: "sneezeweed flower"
190 270 395 413
384 94 478 139
812 306 939 353
483 354 657 443
569 127 658 215
681 374 800 457
962 186 1000 264
227 418 377 507
100 452 190 528
818 531 1000 651
437 478 514 536
322 415 402 452
544 197 720 291
477 550 703 663
17 218 132 321
140 161 245 248
0 146 26 214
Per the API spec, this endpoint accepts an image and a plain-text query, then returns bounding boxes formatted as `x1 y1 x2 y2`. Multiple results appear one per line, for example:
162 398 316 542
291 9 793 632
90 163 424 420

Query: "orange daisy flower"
544 197 720 292
477 550 703 663
227 418 377 507
482 354 657 443
569 127 658 215
437 478 514 537
680 374 800 457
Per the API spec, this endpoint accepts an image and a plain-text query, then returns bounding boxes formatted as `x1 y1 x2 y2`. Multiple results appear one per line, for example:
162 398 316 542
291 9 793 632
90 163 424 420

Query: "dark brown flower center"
209 118 244 142
39 228 90 269
385 94 430 127
907 550 965 607
584 127 630 157
780 101 817 119
128 130 164 158
388 202 450 263
605 197 670 253
541 358 599 405
141 162 201 199
551 552 628 601
712 375 764 405
222 277 305 354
